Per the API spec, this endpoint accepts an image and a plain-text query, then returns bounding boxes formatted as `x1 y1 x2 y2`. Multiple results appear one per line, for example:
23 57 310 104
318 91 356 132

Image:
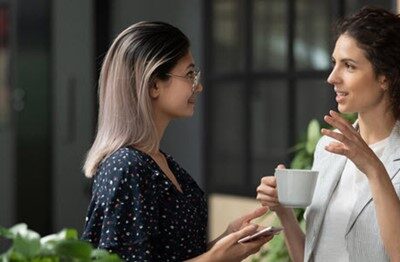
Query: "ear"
149 81 161 98
378 75 388 91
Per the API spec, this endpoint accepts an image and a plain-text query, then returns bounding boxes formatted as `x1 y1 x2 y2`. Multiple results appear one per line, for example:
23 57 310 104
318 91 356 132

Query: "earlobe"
150 83 160 98
379 76 388 91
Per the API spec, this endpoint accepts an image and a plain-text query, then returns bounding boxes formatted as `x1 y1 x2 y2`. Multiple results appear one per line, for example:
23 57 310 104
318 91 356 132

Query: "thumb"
276 164 286 170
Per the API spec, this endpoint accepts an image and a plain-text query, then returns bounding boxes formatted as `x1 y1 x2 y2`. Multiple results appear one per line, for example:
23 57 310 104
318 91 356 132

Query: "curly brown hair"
335 7 400 118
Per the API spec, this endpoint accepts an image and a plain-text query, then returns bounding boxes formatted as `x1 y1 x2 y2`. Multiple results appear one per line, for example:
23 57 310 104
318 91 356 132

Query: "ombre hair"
84 21 190 178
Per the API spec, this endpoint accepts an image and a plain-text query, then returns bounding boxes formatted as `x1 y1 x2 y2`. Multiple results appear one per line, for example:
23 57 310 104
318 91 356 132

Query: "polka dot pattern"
82 147 208 261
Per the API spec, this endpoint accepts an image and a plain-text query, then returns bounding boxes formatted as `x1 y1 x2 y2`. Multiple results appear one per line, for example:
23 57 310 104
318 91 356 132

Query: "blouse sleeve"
88 153 161 261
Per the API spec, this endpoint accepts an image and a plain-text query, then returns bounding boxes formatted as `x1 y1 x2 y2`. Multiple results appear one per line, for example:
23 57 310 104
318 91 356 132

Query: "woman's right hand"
207 225 272 262
256 164 286 212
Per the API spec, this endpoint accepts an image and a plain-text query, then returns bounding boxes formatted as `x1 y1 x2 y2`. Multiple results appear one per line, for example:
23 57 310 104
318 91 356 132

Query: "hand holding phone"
237 226 283 243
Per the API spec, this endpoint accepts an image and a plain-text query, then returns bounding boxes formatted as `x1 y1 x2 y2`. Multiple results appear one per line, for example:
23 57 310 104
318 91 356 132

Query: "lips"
334 88 349 103
188 98 196 104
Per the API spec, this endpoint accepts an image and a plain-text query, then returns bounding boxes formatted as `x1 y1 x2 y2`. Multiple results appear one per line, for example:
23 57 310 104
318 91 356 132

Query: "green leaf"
0 226 13 239
31 256 59 262
13 233 41 258
54 240 92 260
341 113 357 123
95 254 122 262
305 119 321 154
41 228 78 245
290 150 312 170
91 249 110 258
8 250 27 261
91 249 122 262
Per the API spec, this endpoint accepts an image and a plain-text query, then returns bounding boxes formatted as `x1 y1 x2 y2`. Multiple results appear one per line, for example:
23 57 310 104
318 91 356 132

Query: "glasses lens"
194 70 201 86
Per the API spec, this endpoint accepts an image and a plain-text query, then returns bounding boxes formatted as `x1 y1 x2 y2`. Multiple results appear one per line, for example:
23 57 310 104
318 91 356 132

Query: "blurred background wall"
0 0 397 240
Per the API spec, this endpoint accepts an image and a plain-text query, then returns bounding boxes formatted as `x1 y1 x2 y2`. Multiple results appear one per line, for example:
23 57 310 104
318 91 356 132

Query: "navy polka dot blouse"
82 147 208 261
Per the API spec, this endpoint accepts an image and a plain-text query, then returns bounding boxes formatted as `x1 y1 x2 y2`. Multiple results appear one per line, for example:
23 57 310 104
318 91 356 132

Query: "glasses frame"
165 68 201 92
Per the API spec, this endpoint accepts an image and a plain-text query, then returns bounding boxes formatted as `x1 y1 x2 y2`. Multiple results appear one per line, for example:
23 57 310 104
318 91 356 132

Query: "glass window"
209 81 246 189
251 81 288 187
345 0 393 15
295 0 331 70
212 0 245 74
253 0 287 71
0 7 10 129
295 79 335 137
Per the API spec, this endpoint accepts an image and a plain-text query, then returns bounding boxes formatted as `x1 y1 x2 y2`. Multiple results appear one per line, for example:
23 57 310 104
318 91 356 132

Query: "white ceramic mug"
275 169 319 208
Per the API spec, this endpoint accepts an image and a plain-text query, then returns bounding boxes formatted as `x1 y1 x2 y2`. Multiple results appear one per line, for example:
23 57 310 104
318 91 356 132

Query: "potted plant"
0 224 121 261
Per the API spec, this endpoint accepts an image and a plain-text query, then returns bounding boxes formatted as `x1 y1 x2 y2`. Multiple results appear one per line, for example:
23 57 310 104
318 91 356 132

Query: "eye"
345 62 355 71
186 71 195 79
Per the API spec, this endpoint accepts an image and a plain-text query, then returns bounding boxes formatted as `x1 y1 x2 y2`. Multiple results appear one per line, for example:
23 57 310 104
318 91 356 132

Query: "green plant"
0 224 121 262
253 114 357 262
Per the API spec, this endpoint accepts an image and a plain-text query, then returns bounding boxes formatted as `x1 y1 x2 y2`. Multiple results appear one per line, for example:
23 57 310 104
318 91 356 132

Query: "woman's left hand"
321 110 384 177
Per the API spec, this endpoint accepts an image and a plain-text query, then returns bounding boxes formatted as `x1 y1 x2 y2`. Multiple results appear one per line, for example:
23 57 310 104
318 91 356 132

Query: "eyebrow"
186 63 195 69
332 56 357 64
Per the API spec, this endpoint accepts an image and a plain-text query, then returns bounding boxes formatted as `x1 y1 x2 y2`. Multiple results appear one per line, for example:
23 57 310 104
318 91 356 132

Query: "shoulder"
100 147 148 172
94 147 153 186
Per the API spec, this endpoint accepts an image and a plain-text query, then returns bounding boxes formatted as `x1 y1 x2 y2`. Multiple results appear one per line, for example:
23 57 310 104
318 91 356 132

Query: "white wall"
111 0 205 187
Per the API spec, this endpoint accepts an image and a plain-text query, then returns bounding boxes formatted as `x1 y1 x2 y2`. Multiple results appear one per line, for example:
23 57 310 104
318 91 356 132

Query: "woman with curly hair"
257 7 400 262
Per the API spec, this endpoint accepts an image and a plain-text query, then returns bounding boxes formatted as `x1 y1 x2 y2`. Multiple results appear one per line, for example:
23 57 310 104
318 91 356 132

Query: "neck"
358 106 396 144
150 112 170 154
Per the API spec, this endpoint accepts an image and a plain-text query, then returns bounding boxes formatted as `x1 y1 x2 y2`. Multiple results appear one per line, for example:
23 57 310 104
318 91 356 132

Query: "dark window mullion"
204 0 213 194
287 0 296 161
245 0 253 190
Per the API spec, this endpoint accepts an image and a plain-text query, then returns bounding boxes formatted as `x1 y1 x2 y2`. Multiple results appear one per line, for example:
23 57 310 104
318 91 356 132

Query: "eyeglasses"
166 68 201 92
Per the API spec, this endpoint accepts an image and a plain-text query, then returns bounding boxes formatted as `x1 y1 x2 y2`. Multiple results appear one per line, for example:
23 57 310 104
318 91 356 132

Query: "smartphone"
238 226 283 243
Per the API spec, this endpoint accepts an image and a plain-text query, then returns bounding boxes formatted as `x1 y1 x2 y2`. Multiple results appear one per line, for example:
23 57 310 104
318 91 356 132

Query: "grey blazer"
304 121 400 262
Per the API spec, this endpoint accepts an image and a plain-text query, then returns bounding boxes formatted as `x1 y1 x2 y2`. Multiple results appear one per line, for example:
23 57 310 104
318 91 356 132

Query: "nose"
194 83 203 93
327 66 340 85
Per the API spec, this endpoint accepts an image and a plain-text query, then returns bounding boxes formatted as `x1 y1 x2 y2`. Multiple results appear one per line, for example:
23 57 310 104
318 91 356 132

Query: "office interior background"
0 0 398 243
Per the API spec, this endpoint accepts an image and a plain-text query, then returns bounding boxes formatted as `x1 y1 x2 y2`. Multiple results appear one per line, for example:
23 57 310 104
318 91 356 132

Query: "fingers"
276 164 286 170
260 176 276 187
231 225 258 243
239 207 269 224
257 176 279 207
324 110 357 138
325 141 349 156
240 234 273 257
256 188 278 203
321 128 346 143
257 179 278 198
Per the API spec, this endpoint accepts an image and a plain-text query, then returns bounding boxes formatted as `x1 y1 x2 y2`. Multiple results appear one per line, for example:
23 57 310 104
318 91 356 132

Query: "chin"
180 111 194 118
337 104 356 114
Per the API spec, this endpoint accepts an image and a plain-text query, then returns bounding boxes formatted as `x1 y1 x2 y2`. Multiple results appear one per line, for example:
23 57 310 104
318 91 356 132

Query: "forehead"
175 51 194 68
333 34 368 62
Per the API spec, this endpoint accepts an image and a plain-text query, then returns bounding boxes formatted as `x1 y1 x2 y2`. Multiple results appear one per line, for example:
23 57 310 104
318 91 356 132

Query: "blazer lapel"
307 153 347 256
345 121 400 235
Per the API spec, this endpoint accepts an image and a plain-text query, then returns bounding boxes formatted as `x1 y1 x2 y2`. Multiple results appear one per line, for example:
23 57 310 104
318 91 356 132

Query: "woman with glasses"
81 21 273 261
256 7 400 262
